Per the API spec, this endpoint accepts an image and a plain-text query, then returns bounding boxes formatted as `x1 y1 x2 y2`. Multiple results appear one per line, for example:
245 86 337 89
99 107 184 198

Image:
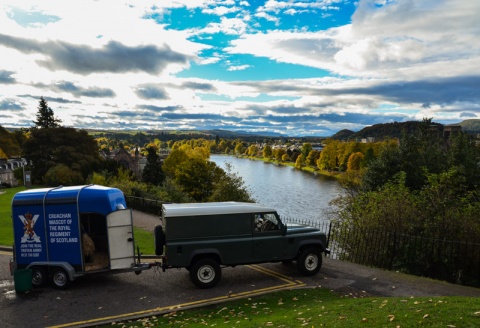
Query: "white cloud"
226 0 480 81
227 64 251 71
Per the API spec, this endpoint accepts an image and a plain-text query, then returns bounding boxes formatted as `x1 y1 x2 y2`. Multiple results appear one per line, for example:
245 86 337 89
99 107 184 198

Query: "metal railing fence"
284 217 480 288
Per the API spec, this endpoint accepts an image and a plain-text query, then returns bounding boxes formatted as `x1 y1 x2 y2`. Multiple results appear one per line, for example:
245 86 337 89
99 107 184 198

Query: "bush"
43 164 84 186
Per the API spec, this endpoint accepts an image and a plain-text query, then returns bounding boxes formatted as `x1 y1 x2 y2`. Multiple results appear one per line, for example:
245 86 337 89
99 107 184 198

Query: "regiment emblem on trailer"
19 212 41 243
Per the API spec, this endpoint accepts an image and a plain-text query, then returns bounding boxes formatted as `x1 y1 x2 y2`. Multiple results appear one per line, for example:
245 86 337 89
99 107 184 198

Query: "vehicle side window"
254 213 279 232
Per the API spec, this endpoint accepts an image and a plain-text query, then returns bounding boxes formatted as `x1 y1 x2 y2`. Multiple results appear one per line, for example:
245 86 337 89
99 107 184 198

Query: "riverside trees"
330 120 480 284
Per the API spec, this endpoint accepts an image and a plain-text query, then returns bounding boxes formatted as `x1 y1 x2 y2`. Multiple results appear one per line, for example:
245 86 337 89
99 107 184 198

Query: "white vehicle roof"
162 202 277 218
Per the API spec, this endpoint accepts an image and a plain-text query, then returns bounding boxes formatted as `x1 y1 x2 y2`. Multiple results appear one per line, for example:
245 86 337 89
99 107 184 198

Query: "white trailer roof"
162 202 277 217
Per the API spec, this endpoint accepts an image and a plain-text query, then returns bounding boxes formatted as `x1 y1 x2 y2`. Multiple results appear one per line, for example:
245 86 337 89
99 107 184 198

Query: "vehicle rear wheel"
297 247 322 276
189 258 221 289
31 266 48 288
50 267 70 289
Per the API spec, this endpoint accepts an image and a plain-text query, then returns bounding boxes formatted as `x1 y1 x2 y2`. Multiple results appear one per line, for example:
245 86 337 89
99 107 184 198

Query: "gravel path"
132 209 162 231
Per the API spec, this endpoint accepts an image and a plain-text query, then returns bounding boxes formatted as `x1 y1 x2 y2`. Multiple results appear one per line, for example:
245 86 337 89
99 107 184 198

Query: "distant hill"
331 129 355 140
330 119 480 141
330 121 443 141
458 119 480 133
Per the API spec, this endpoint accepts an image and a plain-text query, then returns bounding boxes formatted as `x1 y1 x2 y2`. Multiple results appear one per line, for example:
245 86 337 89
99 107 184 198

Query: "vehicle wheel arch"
188 249 223 267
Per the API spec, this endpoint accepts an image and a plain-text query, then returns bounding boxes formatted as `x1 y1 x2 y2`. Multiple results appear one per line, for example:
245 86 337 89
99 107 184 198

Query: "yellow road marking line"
48 265 305 328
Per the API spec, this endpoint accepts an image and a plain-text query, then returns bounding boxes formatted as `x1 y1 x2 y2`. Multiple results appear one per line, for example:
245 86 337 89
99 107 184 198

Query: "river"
210 155 342 223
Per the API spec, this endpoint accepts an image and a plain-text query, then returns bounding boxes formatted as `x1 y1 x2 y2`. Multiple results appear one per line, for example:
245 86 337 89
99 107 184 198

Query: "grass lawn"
106 288 480 327
0 186 26 247
133 227 155 255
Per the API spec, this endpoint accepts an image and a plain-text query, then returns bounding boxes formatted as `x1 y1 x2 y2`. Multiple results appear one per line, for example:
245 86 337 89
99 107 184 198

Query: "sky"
0 0 479 137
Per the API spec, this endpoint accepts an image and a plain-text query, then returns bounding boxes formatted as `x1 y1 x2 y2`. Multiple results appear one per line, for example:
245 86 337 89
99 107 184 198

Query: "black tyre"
50 267 70 289
297 247 322 276
189 258 221 289
31 266 48 288
154 225 165 256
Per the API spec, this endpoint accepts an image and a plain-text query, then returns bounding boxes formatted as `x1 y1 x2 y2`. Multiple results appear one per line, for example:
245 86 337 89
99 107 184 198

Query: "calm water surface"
210 155 342 222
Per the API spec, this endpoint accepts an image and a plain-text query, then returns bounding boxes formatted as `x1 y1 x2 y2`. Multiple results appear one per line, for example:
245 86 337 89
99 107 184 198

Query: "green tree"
362 120 447 191
263 145 273 159
246 144 259 157
209 163 255 202
305 150 320 167
235 143 246 156
175 157 223 201
301 142 312 162
273 148 286 162
142 146 165 185
0 125 21 157
317 139 339 171
446 132 480 190
43 164 84 186
162 148 189 178
33 97 62 129
295 155 303 169
22 127 101 184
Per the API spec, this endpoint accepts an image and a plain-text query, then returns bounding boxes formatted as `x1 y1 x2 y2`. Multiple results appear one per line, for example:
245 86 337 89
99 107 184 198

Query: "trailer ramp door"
107 209 135 270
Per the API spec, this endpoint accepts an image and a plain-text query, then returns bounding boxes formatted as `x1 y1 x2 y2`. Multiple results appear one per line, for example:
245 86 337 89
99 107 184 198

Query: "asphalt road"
2 250 480 328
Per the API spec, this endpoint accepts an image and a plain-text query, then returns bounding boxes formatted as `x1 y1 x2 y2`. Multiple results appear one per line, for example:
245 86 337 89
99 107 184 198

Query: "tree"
44 164 83 186
305 150 320 167
0 125 21 157
317 140 339 171
295 155 303 169
273 148 286 162
33 97 62 129
362 120 447 191
263 145 273 159
234 143 246 156
246 144 259 157
22 127 101 184
209 163 255 202
175 157 223 201
142 146 165 185
301 143 313 162
347 152 364 171
162 148 189 178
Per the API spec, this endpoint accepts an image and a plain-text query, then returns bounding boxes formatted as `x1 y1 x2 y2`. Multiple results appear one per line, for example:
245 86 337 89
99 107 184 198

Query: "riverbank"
231 154 342 179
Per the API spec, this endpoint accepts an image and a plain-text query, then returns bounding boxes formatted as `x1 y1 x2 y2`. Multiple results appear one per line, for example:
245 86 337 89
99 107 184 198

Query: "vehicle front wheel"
297 247 322 276
31 266 48 288
189 258 221 289
50 267 70 289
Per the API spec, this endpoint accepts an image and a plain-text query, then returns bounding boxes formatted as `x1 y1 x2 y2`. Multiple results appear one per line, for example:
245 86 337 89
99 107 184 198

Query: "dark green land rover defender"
154 202 329 288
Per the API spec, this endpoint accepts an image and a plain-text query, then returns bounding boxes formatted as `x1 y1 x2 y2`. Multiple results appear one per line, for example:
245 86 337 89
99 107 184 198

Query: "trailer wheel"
297 247 322 276
189 258 221 289
50 267 70 289
31 266 48 288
